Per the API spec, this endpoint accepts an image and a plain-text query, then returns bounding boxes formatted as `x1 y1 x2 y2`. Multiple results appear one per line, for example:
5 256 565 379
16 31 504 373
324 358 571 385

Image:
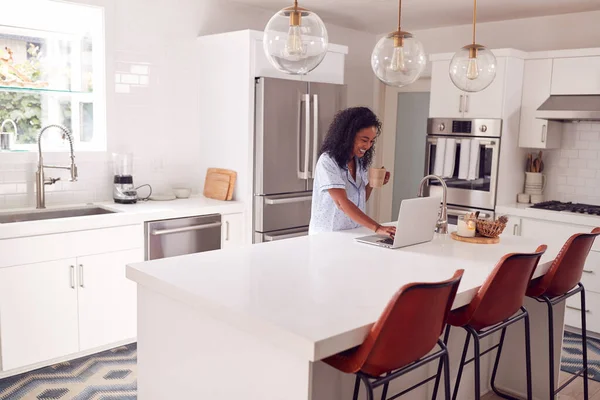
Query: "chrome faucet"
36 125 78 209
418 174 448 234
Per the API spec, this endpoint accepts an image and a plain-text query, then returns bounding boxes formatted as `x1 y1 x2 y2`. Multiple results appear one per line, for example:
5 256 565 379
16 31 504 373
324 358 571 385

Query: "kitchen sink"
0 206 117 224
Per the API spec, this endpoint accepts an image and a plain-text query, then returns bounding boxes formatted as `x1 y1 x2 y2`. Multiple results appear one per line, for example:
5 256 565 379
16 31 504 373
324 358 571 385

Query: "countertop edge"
496 204 600 228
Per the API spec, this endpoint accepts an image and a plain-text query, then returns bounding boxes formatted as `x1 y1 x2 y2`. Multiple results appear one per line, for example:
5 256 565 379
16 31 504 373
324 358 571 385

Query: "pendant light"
371 0 426 87
263 0 328 75
449 0 497 92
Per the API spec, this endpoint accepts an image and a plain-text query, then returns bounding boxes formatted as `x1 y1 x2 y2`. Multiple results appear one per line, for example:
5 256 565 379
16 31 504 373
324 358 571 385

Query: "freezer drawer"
145 214 222 261
255 227 309 243
254 192 312 233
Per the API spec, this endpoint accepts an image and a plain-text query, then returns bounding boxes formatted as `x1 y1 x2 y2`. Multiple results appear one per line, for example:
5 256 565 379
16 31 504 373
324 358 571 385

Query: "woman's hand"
383 170 391 185
376 224 396 238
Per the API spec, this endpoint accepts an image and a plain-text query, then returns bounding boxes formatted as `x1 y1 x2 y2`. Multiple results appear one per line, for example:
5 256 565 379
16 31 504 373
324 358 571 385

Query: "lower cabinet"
221 213 244 249
0 259 80 371
78 249 141 351
0 248 143 371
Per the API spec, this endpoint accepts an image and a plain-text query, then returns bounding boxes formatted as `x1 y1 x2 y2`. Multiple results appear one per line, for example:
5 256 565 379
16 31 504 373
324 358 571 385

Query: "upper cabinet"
518 59 562 149
551 56 600 95
429 51 524 119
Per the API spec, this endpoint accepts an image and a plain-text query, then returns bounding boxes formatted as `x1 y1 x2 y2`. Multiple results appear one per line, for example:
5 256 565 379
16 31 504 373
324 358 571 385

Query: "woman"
308 107 396 238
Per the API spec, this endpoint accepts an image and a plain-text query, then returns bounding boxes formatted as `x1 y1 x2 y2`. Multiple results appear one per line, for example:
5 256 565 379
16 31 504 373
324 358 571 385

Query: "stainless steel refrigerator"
253 77 347 243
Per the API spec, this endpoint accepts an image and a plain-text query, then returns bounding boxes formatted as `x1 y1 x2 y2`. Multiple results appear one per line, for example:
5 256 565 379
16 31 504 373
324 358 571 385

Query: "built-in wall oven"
424 118 502 223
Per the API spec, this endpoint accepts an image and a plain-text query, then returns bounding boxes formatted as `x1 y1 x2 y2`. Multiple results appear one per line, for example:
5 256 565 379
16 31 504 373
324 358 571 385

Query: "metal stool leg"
490 327 507 398
452 329 471 400
524 310 533 400
432 325 451 400
352 375 361 400
544 297 555 400
469 327 482 400
358 374 374 400
443 351 452 400
581 286 589 400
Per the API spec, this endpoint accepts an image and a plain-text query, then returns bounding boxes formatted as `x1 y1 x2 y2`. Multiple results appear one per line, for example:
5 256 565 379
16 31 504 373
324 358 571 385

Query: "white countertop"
127 226 561 362
0 196 244 239
497 203 600 227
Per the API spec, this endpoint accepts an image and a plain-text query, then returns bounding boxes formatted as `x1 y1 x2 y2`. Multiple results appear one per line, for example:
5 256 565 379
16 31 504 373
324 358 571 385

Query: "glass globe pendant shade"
371 32 426 87
263 5 328 75
449 44 497 92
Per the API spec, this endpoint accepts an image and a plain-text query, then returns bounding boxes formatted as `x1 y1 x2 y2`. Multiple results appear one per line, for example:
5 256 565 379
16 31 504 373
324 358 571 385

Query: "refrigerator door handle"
264 195 312 205
310 94 319 178
297 94 311 180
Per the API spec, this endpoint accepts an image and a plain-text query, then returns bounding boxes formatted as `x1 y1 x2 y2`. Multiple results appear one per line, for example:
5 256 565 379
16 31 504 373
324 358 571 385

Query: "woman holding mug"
308 107 395 238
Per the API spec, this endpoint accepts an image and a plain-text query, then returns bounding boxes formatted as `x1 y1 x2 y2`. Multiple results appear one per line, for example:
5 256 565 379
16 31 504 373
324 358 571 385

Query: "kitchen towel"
433 138 446 177
443 138 456 178
458 139 471 180
467 139 480 181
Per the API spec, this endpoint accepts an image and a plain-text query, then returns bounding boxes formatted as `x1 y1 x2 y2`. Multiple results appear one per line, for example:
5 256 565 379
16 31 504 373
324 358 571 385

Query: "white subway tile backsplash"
580 131 600 141
579 150 598 160
546 122 600 204
578 169 597 178
0 183 17 194
561 149 579 158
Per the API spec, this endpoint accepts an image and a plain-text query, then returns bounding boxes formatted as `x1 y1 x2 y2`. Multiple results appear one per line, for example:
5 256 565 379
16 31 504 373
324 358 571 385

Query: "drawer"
582 251 600 293
565 290 600 334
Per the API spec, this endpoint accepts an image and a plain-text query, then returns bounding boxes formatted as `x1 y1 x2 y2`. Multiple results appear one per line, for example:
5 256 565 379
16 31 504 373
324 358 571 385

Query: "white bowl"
173 188 192 199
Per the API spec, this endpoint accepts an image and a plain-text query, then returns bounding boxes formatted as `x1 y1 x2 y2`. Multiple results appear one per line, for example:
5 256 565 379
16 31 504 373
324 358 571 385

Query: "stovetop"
530 201 600 216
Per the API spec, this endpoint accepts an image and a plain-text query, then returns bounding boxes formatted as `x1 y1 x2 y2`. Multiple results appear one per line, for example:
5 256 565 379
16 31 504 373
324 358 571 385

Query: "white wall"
0 0 377 209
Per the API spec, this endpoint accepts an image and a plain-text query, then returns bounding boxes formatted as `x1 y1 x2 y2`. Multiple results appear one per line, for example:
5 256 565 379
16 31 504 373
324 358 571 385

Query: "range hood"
536 95 600 121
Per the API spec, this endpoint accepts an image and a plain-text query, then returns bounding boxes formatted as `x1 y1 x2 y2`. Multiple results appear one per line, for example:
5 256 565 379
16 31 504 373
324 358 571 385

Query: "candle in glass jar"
457 216 476 237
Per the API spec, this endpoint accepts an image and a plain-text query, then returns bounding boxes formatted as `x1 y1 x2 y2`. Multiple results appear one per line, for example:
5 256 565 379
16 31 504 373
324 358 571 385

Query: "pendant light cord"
472 0 477 44
397 0 402 31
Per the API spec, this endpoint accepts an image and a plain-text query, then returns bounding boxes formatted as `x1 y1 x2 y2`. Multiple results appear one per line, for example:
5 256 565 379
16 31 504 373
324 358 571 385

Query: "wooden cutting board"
207 168 237 201
451 232 500 244
203 171 230 201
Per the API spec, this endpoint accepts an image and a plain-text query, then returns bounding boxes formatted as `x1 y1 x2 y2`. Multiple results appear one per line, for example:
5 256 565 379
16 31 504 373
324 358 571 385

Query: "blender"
112 153 137 204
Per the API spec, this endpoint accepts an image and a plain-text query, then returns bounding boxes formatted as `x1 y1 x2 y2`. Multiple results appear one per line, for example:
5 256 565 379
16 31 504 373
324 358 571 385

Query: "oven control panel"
427 118 502 137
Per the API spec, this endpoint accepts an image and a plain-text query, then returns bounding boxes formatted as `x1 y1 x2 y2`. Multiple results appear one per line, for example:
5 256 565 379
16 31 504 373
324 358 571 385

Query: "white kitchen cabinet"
77 248 142 352
429 57 508 119
551 56 600 95
221 213 244 249
565 291 600 334
518 59 562 149
0 259 79 371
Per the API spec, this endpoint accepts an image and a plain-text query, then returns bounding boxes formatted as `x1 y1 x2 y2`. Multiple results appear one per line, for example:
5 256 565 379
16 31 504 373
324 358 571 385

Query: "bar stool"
322 270 464 400
432 245 547 400
526 227 600 400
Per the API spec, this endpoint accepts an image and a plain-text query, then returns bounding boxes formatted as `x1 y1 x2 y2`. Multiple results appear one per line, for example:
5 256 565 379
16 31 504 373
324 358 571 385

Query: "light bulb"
389 46 406 73
283 24 305 58
466 57 479 80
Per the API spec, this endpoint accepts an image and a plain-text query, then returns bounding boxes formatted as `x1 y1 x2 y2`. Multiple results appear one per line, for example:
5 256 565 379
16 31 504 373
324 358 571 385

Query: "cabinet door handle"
541 124 547 143
70 265 75 289
465 95 470 113
79 264 84 288
566 305 590 313
583 269 594 274
459 95 464 113
513 224 519 236
225 221 230 241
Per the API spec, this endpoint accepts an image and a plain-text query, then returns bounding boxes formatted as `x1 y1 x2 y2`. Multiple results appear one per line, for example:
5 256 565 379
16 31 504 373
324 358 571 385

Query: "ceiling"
229 0 600 33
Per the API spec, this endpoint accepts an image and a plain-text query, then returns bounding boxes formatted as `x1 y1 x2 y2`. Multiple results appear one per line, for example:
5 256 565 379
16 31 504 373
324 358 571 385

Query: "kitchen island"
127 227 568 400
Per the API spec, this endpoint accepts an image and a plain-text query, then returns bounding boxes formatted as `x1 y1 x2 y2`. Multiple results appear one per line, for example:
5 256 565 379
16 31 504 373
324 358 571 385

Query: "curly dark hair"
320 107 382 170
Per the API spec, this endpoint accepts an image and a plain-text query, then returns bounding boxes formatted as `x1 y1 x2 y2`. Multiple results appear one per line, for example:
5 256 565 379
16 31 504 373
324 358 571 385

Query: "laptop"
355 196 442 249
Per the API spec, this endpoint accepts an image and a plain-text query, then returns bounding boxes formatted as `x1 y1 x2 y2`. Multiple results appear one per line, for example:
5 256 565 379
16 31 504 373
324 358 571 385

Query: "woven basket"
476 219 507 238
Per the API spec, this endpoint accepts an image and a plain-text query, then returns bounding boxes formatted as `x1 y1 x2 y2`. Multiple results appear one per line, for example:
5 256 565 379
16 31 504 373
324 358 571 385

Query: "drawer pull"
582 269 594 274
566 305 590 313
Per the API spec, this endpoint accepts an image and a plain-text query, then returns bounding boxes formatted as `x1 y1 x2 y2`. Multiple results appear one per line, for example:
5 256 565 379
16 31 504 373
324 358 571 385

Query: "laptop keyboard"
378 237 394 245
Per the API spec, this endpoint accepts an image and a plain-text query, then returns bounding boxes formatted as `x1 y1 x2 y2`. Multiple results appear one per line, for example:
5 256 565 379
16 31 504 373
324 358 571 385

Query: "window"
0 1 105 152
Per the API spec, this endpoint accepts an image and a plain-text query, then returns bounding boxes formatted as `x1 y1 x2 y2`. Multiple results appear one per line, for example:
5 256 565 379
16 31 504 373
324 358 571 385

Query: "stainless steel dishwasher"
144 214 222 260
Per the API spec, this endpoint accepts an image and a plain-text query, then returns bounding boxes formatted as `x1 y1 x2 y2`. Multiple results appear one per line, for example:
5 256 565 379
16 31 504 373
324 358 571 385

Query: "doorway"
391 92 430 218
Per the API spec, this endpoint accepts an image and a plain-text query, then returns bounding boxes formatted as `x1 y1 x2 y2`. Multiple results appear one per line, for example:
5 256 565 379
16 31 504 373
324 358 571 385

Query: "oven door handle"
447 209 492 219
427 137 496 146
151 222 222 236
